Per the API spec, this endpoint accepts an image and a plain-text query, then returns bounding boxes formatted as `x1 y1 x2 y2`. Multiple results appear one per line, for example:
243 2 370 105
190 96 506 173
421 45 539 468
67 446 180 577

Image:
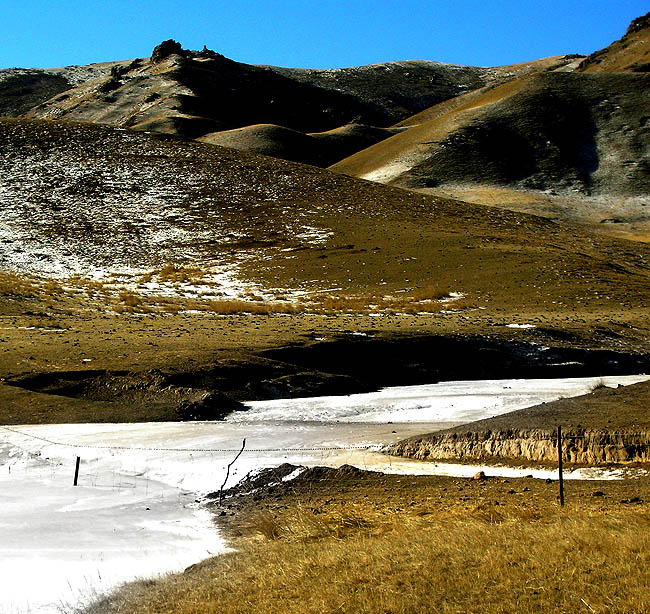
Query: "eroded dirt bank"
388 379 650 465
3 331 650 424
388 429 650 464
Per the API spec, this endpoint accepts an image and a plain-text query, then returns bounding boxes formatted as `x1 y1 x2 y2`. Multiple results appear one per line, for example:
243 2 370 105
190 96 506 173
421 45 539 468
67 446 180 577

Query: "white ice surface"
1 374 648 613
235 375 650 423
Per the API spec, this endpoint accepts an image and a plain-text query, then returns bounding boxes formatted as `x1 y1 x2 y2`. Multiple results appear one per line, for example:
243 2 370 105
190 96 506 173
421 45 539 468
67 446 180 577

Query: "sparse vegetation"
0 270 67 300
0 270 40 297
82 478 650 614
156 263 206 284
299 287 471 315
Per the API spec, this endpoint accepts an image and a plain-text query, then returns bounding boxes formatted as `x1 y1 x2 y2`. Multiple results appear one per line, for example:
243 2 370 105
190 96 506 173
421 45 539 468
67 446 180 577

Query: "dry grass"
302 287 471 315
82 503 650 614
84 281 466 317
0 270 40 297
113 290 146 313
0 270 67 299
154 263 207 284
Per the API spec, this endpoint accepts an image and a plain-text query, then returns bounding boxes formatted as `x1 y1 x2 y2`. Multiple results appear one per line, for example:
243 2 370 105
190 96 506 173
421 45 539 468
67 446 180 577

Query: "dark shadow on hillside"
410 85 600 193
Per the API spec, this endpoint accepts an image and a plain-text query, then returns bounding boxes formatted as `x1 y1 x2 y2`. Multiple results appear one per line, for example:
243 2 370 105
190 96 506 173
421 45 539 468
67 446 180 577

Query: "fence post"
557 426 564 506
73 456 81 486
219 439 246 503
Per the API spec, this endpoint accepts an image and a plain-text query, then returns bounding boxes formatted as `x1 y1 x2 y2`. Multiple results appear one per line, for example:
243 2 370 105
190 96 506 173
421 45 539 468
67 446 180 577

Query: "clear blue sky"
3 1 648 69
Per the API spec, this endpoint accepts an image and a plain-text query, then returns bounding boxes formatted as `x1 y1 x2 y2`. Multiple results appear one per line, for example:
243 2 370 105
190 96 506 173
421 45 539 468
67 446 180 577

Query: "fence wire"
0 425 383 453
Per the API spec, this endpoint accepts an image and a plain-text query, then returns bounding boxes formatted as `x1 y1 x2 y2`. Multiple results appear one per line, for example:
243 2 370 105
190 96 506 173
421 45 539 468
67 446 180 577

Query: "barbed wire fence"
0 424 386 498
2 424 648 504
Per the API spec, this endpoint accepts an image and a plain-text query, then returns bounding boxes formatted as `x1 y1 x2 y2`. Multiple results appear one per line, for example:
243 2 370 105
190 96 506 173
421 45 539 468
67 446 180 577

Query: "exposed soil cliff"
388 429 650 464
388 380 650 465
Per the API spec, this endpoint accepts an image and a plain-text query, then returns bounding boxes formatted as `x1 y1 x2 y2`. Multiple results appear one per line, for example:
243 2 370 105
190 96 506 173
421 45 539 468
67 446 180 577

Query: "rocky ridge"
1 41 577 167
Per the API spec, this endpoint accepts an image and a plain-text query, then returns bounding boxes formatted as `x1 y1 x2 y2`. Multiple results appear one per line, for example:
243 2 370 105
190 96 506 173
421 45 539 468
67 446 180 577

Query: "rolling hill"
1 40 577 167
2 115 650 424
332 13 650 239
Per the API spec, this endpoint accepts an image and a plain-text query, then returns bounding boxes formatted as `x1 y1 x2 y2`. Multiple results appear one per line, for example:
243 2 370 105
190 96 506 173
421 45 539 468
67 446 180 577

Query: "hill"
577 11 650 73
334 72 650 195
198 122 405 167
2 116 650 423
332 14 650 239
0 41 577 166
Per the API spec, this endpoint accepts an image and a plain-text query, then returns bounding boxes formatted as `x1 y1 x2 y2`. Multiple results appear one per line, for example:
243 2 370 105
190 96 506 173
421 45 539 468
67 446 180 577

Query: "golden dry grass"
98 282 467 316
0 270 68 299
302 287 470 315
83 502 650 614
0 268 468 317
0 270 40 297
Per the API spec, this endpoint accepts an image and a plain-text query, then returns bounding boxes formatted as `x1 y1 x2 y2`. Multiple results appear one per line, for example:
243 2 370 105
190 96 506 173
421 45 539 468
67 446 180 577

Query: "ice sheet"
1 374 648 613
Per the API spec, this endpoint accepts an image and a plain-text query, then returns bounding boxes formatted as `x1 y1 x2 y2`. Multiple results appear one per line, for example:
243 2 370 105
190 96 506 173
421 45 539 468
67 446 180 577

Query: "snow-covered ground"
1 374 648 613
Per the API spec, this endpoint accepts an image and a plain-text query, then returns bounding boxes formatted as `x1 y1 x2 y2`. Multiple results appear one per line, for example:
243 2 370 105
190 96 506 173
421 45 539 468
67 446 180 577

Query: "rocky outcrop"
151 39 189 63
388 429 650 464
625 12 650 36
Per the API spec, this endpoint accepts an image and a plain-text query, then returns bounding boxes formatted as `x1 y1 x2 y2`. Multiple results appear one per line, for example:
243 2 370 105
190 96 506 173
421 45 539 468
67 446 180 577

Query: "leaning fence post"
557 426 564 506
219 439 246 503
73 456 81 486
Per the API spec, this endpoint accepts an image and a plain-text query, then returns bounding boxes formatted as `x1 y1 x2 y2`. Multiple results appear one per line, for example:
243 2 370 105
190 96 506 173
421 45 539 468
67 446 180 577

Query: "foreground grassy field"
82 467 650 614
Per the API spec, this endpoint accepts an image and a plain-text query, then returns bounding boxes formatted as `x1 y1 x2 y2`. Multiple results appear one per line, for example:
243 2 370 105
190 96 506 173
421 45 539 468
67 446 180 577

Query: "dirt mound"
199 122 400 167
211 463 374 501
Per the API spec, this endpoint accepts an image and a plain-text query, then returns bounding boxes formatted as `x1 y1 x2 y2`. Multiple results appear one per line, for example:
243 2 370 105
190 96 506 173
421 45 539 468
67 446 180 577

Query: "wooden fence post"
219 439 246 503
73 456 81 486
557 426 564 506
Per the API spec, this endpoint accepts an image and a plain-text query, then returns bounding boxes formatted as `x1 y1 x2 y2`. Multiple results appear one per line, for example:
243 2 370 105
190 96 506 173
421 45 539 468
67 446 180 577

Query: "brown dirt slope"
333 71 650 197
578 12 650 73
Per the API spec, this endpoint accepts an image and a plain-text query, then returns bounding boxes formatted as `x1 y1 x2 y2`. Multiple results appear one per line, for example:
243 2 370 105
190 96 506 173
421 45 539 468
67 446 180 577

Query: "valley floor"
1 375 648 613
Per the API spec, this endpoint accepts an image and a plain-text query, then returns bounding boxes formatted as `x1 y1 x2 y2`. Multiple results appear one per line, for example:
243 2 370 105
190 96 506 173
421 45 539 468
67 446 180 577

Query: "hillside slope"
577 11 650 73
2 117 650 314
331 14 650 238
1 42 577 166
335 72 650 196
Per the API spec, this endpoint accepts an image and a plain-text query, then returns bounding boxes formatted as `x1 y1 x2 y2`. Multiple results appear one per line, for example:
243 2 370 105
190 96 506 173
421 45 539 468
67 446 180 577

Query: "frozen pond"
1 374 648 613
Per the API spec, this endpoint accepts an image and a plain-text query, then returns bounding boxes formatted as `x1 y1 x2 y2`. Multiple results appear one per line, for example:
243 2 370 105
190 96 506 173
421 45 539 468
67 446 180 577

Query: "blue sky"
3 1 648 69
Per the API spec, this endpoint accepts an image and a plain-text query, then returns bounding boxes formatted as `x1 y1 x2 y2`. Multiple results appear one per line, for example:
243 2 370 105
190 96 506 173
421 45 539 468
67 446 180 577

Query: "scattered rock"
621 496 642 504
473 471 486 480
